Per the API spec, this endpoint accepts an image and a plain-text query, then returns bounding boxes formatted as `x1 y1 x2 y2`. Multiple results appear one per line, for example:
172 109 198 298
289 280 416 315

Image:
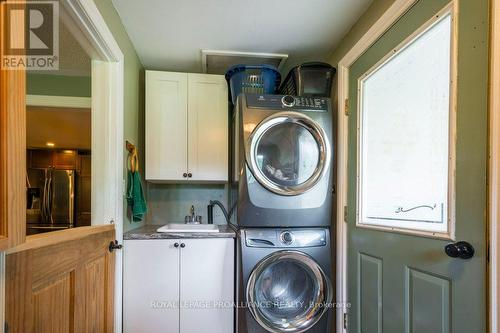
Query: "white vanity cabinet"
145 70 228 182
123 238 234 333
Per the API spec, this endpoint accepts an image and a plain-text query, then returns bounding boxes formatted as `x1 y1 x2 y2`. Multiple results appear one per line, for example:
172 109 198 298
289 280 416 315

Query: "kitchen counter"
124 224 236 240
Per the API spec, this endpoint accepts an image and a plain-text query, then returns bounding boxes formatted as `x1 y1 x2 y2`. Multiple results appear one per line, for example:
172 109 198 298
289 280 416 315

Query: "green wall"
329 0 397 66
94 0 146 232
27 74 91 97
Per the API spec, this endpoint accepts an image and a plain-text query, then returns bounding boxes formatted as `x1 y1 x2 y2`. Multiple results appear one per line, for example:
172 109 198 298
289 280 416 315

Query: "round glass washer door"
247 112 330 196
246 251 333 333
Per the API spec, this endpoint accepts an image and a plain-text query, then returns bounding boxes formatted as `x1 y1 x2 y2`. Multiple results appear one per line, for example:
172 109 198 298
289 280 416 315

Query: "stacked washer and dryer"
230 88 335 332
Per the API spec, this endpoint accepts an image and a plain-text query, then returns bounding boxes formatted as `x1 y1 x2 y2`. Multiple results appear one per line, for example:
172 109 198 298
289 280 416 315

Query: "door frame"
333 0 464 332
62 2 125 332
489 0 500 331
35 1 125 332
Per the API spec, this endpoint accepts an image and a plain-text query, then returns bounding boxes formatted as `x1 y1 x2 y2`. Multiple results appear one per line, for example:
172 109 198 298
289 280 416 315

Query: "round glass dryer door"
246 251 333 333
247 112 330 196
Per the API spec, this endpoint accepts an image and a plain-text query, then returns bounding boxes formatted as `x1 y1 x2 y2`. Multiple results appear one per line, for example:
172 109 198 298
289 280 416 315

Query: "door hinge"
343 312 348 330
343 205 348 223
344 98 350 116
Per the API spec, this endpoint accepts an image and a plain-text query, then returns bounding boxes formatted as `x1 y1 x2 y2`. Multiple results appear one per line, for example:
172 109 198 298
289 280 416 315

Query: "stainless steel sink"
156 223 219 233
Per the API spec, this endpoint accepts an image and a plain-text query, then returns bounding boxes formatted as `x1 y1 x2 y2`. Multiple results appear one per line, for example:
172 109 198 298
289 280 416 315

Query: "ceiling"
27 106 91 150
111 0 373 74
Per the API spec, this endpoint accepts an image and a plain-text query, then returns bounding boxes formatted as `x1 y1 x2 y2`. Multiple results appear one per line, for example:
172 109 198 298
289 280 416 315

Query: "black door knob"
183 173 188 178
187 173 192 178
180 243 186 248
109 240 123 252
174 243 179 248
445 241 475 259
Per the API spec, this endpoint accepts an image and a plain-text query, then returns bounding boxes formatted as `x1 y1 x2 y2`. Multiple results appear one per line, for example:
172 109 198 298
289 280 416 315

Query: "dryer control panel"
244 228 327 248
246 94 329 112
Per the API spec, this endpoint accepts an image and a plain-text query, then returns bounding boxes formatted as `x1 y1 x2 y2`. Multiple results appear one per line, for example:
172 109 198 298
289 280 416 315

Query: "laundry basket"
225 64 281 105
279 62 336 97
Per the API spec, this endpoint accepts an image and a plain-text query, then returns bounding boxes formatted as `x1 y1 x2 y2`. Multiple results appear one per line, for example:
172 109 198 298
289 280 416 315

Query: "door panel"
146 71 188 181
347 0 488 332
405 268 450 333
358 253 382 333
123 239 180 333
180 238 234 333
33 273 72 333
5 225 115 333
187 73 228 182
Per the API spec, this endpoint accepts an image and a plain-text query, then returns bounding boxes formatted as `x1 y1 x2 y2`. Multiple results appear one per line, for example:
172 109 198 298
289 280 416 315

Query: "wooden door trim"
5 225 114 255
334 0 421 332
0 0 27 251
489 0 500 331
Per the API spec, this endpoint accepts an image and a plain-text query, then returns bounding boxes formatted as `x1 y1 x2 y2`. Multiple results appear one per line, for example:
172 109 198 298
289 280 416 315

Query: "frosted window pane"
359 14 452 233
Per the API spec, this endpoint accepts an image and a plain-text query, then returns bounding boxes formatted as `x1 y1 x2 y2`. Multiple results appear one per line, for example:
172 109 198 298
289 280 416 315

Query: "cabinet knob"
187 173 192 178
180 243 186 248
182 173 188 178
174 243 179 248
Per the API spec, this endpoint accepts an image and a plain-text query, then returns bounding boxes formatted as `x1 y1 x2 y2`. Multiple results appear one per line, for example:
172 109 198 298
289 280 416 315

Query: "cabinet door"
77 154 91 177
123 239 180 333
53 150 77 169
76 154 91 227
180 238 234 333
187 74 228 182
146 71 188 181
29 149 54 168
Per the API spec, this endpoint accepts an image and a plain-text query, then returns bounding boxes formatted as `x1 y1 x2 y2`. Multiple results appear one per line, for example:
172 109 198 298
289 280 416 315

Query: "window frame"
355 3 457 240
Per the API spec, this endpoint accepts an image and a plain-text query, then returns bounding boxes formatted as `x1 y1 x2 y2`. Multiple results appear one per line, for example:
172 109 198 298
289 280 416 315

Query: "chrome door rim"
246 250 333 333
246 111 331 196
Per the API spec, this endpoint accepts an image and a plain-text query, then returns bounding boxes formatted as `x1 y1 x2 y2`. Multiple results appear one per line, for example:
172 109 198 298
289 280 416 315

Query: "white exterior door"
187 73 228 182
146 71 188 181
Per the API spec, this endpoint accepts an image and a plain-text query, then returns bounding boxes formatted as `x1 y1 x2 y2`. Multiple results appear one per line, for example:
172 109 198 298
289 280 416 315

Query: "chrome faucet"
185 205 202 224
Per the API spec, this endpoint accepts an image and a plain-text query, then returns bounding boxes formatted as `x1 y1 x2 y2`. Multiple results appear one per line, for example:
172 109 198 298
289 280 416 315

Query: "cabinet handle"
180 243 185 248
182 173 188 178
174 243 179 248
187 173 192 178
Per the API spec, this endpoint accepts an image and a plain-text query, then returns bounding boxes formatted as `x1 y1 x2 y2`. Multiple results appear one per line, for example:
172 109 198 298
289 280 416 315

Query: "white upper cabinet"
188 74 228 182
146 71 188 181
146 70 228 182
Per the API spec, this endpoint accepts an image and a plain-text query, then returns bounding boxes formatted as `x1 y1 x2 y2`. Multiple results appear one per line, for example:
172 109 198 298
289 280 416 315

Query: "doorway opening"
25 20 92 235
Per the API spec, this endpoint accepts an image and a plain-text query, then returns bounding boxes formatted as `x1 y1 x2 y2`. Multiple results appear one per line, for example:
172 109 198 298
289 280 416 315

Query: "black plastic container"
279 62 336 97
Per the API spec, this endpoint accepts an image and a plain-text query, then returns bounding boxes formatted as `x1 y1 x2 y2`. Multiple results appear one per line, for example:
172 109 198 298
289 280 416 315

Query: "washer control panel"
246 94 329 112
280 231 294 245
245 229 327 248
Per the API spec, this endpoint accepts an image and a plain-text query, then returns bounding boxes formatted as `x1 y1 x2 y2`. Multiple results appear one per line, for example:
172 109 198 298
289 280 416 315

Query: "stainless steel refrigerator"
26 168 74 234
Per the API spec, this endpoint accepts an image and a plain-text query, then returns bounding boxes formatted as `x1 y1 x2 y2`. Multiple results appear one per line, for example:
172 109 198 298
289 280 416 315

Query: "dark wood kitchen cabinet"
27 149 77 169
76 154 91 227
53 150 77 169
28 149 53 168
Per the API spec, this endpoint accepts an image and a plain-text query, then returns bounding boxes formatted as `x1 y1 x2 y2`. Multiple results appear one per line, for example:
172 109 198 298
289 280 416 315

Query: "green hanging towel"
126 145 147 222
